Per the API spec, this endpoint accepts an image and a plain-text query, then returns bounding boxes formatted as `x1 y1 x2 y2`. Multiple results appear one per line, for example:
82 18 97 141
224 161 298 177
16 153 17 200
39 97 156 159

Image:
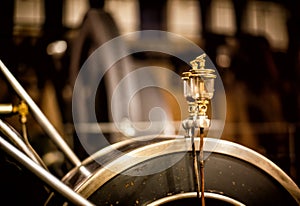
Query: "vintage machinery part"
0 134 94 206
1 51 299 206
147 192 245 206
57 135 300 206
181 53 217 204
0 119 42 166
0 60 93 204
0 60 81 167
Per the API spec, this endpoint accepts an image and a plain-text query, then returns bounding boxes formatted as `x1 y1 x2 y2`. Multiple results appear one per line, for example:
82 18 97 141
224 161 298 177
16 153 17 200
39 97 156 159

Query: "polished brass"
13 101 29 124
181 53 217 206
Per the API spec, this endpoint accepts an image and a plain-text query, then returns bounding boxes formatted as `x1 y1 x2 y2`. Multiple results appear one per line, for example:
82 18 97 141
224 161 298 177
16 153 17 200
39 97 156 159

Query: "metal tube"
190 127 201 200
0 60 81 167
0 119 41 165
0 134 95 206
0 104 14 114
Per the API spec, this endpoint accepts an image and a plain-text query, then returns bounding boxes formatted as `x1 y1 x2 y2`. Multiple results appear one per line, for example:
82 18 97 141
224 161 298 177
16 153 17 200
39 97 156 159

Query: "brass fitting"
13 101 29 124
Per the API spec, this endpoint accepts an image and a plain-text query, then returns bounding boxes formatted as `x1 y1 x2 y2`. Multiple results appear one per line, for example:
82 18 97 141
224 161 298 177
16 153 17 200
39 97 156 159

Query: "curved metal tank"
49 135 300 206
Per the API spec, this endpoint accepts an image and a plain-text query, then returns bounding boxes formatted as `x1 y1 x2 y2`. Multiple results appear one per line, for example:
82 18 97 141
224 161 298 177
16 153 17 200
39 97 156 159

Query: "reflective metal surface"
61 135 300 205
147 192 245 206
0 60 81 167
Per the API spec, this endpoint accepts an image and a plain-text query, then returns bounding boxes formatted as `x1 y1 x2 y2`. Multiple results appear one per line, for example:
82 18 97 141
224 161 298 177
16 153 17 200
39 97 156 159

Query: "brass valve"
181 53 216 206
0 101 28 124
182 54 216 130
15 101 29 124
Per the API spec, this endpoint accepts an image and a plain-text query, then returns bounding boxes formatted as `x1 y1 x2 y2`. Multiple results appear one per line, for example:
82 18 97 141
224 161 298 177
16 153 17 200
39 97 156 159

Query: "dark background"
0 1 299 203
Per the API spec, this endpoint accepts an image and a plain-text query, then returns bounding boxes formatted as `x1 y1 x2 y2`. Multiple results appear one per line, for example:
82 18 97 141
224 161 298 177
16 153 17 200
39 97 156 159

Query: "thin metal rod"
21 121 49 170
0 60 81 167
0 134 95 206
0 119 41 165
190 127 201 200
199 127 205 206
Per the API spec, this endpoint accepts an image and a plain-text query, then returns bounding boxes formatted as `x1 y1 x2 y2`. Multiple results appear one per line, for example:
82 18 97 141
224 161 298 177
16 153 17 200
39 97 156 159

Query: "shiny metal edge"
146 192 245 206
70 136 300 203
62 135 178 182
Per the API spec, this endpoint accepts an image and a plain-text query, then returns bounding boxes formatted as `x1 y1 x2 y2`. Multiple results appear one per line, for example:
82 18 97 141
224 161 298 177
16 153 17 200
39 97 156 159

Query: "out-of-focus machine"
0 54 299 206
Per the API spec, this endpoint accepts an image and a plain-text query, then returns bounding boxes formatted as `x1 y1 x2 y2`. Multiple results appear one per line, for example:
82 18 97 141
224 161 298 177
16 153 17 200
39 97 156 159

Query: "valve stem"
181 53 216 206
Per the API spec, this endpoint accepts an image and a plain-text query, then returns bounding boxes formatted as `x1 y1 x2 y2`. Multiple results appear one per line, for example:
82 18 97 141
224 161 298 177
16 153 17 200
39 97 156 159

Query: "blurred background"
0 0 299 190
